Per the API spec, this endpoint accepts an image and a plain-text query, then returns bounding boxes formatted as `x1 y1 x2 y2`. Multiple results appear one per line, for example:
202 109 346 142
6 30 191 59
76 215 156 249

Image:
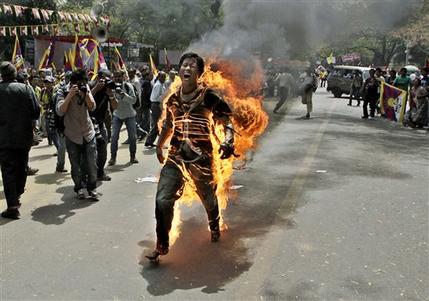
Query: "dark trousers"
155 161 220 246
363 97 377 117
274 87 289 112
136 103 151 135
145 102 162 145
66 137 98 192
349 86 361 106
96 123 108 177
0 147 30 209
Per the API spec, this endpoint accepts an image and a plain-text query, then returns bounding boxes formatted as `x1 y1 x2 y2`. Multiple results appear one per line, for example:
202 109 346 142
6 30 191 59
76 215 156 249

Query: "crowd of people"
0 60 178 219
348 66 429 127
267 64 429 128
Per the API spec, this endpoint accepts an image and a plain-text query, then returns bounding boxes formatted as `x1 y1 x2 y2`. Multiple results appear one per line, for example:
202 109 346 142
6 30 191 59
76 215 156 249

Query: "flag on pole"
73 34 83 69
64 51 72 71
379 82 407 123
149 53 158 76
45 37 56 68
164 48 171 71
114 47 126 71
38 48 49 70
327 52 336 65
11 36 24 68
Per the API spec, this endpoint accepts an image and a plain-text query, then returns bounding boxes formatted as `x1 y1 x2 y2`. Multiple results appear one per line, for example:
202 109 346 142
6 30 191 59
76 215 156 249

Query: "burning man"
146 52 235 262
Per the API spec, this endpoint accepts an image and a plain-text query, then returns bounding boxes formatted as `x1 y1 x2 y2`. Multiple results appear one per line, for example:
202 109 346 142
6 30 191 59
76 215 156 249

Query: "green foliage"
105 0 222 49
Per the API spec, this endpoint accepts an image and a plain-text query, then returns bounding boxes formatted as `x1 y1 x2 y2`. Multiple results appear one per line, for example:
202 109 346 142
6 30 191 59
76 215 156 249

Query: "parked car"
327 66 371 98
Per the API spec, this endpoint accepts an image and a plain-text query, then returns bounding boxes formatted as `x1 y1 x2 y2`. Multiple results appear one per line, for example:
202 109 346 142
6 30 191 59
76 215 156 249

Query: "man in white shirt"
145 71 167 148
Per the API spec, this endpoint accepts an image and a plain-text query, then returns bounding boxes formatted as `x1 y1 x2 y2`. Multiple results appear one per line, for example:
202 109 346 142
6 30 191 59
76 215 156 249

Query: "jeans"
155 161 220 246
0 148 30 209
110 115 137 157
45 114 59 149
138 103 151 134
57 134 66 170
97 123 108 177
146 102 162 145
65 137 98 192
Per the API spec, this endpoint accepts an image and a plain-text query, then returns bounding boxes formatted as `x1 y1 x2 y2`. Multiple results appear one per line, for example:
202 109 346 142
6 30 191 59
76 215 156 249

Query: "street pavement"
1 88 428 300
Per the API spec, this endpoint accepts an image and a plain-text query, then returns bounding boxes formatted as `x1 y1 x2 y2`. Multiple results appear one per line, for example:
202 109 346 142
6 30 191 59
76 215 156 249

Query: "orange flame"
162 57 269 245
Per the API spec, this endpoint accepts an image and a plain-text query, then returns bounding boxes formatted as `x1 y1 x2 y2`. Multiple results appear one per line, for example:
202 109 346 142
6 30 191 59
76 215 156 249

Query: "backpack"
124 82 140 110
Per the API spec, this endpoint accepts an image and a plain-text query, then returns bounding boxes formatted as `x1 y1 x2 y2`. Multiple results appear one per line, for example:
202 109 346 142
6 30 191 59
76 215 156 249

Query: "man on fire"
146 52 235 262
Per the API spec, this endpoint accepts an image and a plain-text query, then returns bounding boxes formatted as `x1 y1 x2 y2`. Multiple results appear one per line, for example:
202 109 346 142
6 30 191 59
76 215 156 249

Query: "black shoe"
26 167 39 176
211 230 221 242
305 113 310 119
130 156 139 164
361 115 368 119
97 174 111 181
108 158 116 166
56 167 68 173
1 208 20 220
347 103 352 106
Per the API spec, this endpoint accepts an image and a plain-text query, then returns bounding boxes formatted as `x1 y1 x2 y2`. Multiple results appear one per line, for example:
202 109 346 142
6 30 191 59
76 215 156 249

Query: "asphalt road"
1 88 428 300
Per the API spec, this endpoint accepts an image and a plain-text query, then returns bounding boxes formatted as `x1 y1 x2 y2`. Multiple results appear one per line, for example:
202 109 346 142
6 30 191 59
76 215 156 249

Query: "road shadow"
138 161 298 296
139 217 253 296
34 172 70 185
31 185 95 225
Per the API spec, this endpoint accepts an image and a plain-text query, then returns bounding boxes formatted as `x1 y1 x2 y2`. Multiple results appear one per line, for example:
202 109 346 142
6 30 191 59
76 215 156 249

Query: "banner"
379 82 407 123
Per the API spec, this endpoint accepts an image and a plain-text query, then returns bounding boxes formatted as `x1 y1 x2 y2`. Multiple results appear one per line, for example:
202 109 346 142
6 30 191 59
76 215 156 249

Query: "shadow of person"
138 218 252 296
31 185 95 225
34 172 70 185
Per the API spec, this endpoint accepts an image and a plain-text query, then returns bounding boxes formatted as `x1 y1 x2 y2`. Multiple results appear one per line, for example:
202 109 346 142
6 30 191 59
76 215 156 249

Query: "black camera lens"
79 84 87 93
105 78 117 90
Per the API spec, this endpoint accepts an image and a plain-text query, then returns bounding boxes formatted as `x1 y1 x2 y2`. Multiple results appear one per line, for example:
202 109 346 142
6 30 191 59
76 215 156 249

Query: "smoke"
189 0 423 60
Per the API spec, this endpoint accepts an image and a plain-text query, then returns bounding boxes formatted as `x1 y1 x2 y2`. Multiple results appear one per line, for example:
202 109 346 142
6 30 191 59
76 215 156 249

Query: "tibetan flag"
64 51 72 71
38 48 49 70
164 48 171 71
98 46 107 70
114 47 126 71
45 38 56 68
11 36 25 68
73 35 83 69
379 82 407 123
149 53 158 76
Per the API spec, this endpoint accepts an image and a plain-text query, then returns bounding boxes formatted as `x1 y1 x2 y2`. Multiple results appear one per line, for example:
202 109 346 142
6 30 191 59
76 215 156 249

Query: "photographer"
108 70 138 166
90 69 118 181
57 69 99 200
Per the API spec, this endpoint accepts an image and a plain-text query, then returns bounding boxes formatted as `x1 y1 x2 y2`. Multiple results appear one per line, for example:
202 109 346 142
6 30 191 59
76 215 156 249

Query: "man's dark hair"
179 52 205 76
400 67 407 73
70 69 88 84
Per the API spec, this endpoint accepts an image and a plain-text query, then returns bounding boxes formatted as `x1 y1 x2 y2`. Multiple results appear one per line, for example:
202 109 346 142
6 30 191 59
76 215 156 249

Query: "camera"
79 84 88 93
104 78 117 90
104 77 122 93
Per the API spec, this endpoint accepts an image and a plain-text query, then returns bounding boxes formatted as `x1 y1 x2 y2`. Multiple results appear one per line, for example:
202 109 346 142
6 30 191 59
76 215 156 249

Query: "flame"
161 57 269 246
